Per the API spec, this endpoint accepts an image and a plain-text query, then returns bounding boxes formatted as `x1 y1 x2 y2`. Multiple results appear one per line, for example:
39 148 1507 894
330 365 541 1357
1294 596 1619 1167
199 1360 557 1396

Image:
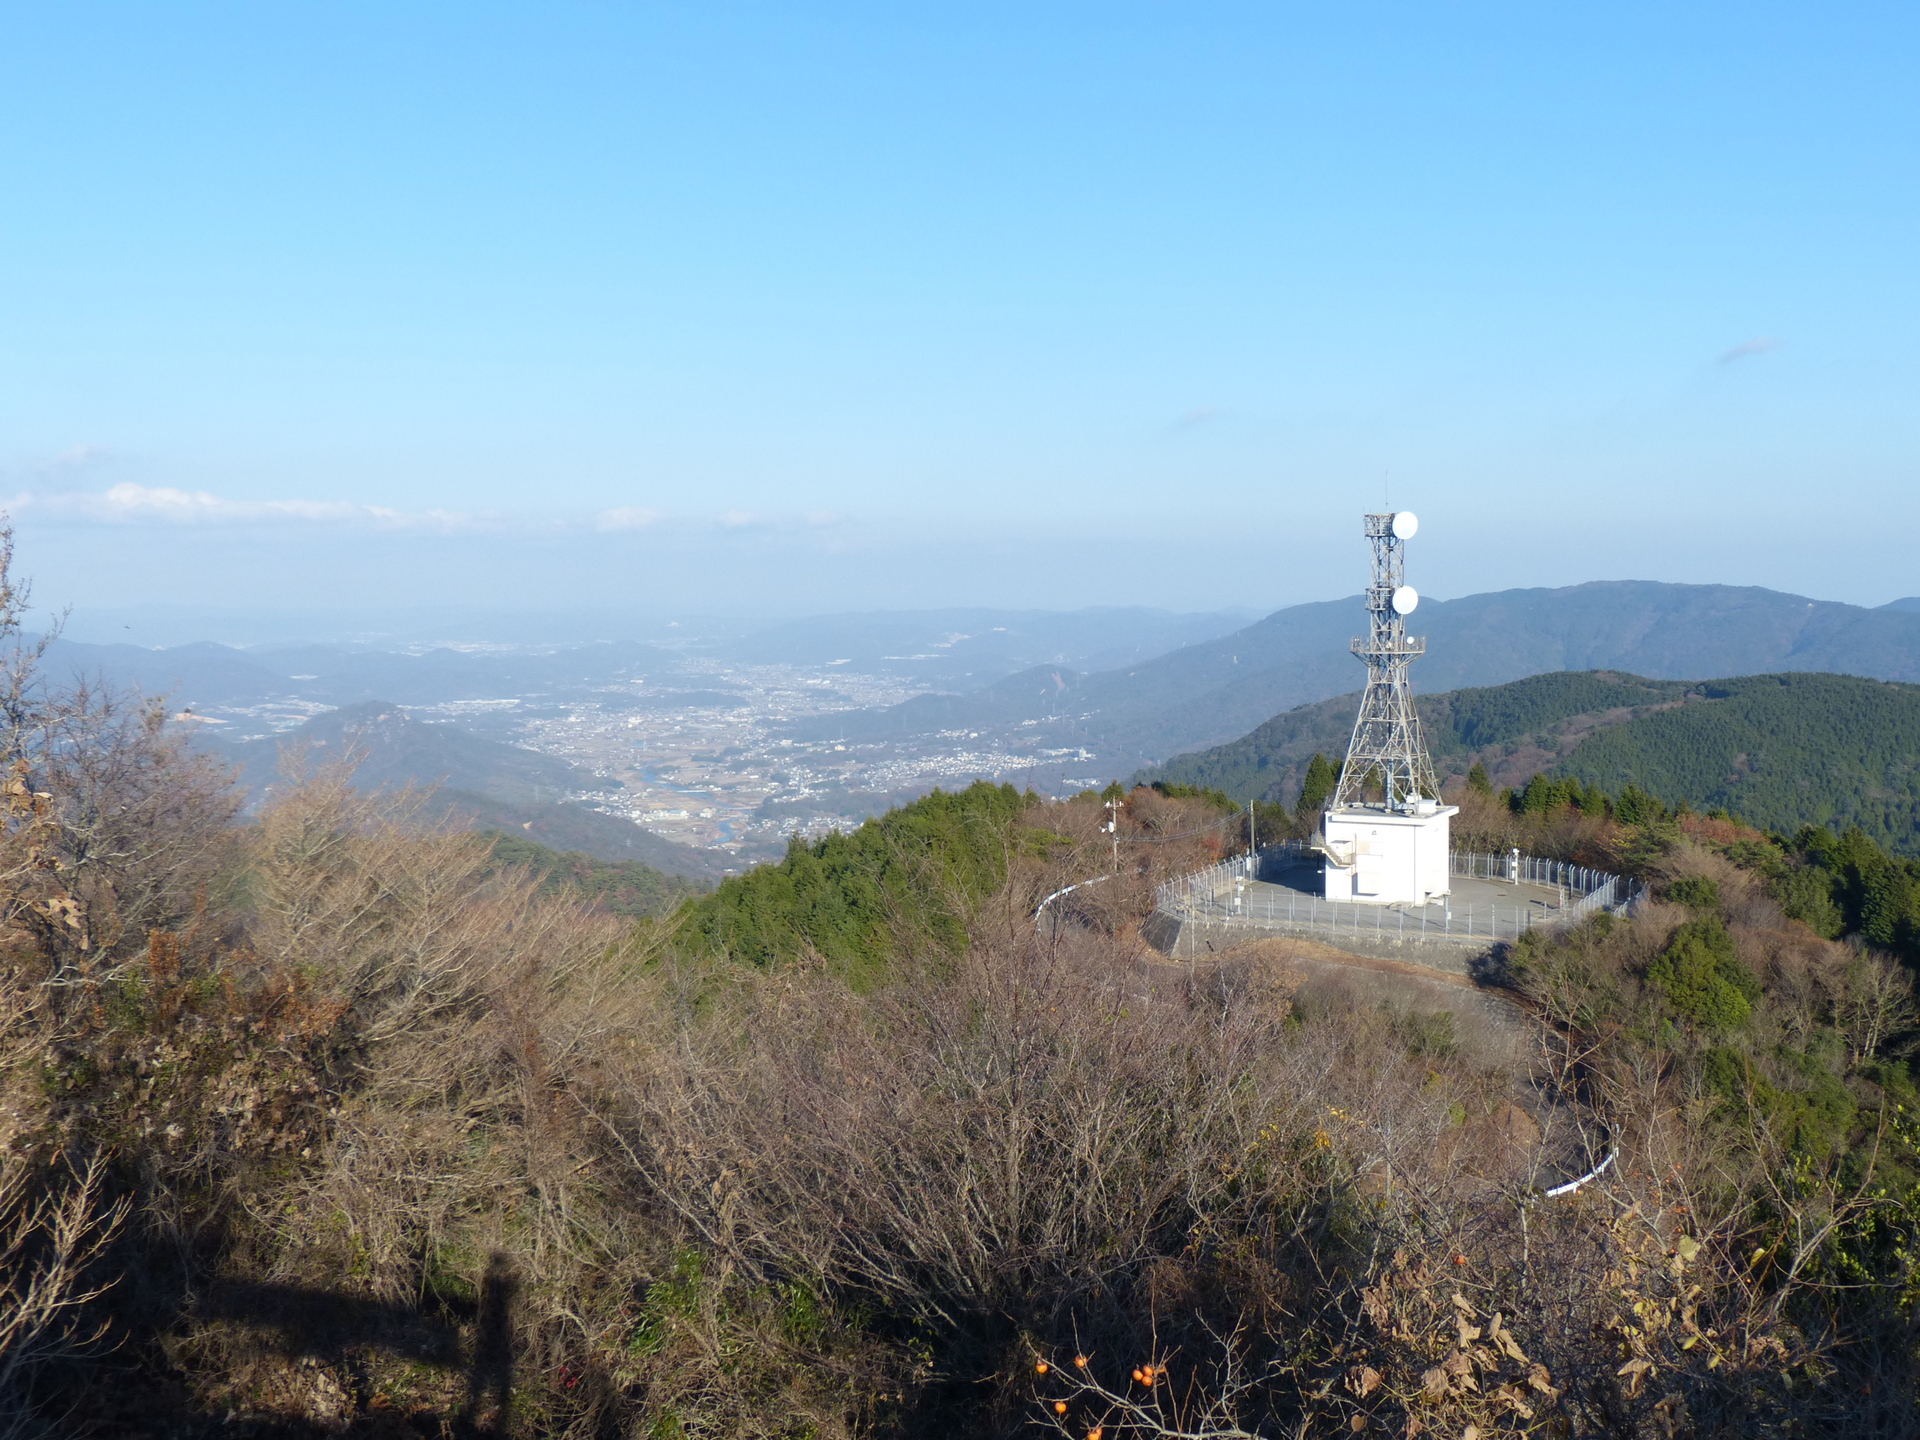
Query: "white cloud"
98 483 363 522
594 506 665 532
16 482 485 531
1 479 854 541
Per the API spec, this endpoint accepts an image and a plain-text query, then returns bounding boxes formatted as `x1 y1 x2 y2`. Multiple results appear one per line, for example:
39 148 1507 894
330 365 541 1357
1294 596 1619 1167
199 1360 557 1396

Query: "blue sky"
3 3 1916 621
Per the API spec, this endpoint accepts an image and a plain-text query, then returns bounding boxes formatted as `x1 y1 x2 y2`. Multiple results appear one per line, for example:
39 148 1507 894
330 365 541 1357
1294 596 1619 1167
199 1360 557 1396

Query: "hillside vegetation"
683 778 1242 976
482 831 708 917
684 780 1029 975
1142 668 1920 855
1551 672 1920 854
1137 670 1690 805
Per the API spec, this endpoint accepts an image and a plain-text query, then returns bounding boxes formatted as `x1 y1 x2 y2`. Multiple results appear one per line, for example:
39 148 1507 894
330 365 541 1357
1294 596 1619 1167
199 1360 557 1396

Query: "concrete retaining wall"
1145 911 1502 979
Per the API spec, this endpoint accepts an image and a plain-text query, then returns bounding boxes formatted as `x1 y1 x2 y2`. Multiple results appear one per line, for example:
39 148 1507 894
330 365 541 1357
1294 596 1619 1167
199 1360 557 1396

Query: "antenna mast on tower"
1331 512 1439 813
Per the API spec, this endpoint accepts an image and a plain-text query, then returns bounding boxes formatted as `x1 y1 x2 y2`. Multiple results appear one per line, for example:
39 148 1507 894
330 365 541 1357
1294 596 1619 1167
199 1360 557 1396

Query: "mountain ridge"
1139 669 1920 856
811 581 1920 767
203 700 729 879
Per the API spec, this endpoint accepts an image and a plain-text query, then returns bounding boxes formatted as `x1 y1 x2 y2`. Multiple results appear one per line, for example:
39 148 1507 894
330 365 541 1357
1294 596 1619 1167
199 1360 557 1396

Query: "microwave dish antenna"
1331 513 1440 813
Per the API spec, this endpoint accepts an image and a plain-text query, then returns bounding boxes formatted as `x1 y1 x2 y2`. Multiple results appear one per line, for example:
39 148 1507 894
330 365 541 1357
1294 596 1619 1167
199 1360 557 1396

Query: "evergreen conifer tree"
1297 753 1337 819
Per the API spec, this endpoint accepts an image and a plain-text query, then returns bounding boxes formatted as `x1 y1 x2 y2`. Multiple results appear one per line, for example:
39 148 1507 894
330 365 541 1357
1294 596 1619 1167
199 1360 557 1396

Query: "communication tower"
1320 512 1454 904
1332 511 1440 809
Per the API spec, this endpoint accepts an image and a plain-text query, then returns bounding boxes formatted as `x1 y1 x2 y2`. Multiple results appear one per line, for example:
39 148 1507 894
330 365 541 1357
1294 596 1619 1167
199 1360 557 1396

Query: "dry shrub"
4 772 1903 1438
1445 786 1613 865
0 694 240 978
182 768 637 1418
1007 792 1242 940
1019 1018 1904 1440
0 1153 125 1438
571 903 1580 1438
3 752 645 1433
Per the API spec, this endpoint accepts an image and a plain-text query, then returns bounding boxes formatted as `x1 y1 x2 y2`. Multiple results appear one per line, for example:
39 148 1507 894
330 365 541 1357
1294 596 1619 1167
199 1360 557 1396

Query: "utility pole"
1105 796 1120 870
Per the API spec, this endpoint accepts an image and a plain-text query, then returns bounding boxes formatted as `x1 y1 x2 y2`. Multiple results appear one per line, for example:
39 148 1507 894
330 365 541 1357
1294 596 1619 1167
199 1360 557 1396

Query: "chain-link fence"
1152 842 1639 945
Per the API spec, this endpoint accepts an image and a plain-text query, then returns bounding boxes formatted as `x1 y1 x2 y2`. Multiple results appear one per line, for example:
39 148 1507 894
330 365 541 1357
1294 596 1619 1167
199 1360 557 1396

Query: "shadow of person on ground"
459 1253 518 1438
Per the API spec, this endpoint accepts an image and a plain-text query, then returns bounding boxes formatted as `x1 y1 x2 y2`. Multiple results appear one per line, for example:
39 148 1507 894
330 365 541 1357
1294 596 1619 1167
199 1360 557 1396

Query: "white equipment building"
1318 511 1457 905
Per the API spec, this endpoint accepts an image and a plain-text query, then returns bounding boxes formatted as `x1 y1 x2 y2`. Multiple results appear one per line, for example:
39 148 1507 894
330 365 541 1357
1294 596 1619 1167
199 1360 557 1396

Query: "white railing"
1034 874 1111 934
1153 844 1639 945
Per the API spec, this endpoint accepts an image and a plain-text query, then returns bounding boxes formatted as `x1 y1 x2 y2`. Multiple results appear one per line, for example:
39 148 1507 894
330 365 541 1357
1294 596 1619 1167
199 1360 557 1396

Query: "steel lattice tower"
1330 513 1440 812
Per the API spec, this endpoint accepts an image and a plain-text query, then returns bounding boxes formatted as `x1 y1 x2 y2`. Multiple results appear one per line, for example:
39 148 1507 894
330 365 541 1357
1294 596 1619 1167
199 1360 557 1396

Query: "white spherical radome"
1390 511 1419 540
1390 585 1419 615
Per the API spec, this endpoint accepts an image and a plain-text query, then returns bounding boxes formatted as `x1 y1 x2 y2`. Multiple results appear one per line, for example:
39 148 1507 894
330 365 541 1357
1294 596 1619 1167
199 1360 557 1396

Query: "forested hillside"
683 778 1240 975
1143 668 1920 855
482 831 708 916
1551 673 1920 854
684 780 1030 975
1139 670 1690 807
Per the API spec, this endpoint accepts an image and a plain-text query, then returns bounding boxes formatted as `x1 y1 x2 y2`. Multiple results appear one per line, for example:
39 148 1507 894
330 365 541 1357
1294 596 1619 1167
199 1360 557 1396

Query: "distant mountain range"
806 582 1920 769
30 605 1258 710
1139 669 1920 856
203 701 729 880
712 606 1257 687
39 585 1920 827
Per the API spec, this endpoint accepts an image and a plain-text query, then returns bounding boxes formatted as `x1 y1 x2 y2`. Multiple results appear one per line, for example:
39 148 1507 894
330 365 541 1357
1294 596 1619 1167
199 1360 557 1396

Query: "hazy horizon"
44 576 1920 654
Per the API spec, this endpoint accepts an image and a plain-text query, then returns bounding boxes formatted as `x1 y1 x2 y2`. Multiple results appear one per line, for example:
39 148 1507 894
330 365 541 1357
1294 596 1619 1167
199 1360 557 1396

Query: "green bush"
1665 876 1722 911
1647 915 1761 1029
1703 1044 1859 1159
1149 781 1239 812
483 831 705 917
1774 865 1846 938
